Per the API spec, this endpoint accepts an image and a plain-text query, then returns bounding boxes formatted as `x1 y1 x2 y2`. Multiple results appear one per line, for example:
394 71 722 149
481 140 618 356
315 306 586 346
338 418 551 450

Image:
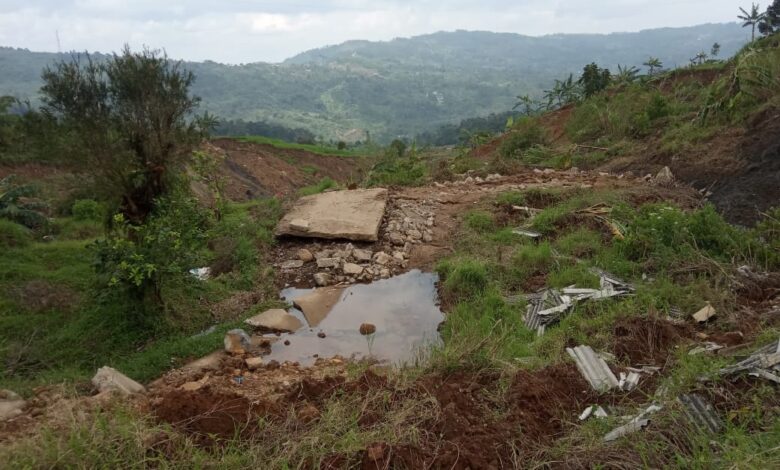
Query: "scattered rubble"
603 404 662 442
566 345 619 392
91 366 146 395
678 393 722 434
522 269 634 336
719 338 780 384
0 389 26 421
579 405 608 421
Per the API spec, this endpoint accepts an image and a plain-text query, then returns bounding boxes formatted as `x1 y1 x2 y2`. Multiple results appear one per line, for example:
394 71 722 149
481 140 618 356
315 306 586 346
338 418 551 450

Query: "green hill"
0 24 748 142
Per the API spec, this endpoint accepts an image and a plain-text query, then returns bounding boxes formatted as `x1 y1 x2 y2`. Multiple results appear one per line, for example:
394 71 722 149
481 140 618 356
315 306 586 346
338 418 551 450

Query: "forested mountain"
0 23 747 142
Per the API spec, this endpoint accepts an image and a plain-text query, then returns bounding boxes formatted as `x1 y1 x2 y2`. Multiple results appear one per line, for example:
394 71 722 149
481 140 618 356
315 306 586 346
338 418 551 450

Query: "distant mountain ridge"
0 23 748 142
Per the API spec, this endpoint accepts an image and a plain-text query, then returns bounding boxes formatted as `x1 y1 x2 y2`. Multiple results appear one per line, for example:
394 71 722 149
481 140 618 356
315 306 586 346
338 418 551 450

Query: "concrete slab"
276 188 388 242
245 308 303 332
293 286 344 327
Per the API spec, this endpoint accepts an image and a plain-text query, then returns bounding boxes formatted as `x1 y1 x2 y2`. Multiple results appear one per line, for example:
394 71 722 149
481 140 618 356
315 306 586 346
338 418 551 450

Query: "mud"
613 316 689 366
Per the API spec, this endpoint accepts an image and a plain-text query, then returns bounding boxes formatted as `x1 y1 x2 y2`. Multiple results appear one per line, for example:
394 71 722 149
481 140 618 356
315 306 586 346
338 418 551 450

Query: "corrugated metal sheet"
677 393 722 434
566 345 619 392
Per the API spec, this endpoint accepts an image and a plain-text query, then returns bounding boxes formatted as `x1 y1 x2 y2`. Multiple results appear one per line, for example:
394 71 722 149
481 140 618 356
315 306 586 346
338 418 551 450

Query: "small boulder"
407 229 422 240
224 329 252 354
314 249 332 260
343 262 364 276
245 309 303 332
359 323 377 335
0 390 26 421
91 366 146 395
352 248 373 262
314 272 333 286
317 257 340 269
379 268 391 278
392 251 405 262
297 249 314 262
374 252 394 265
654 166 675 186
389 232 405 246
245 356 264 370
280 259 304 270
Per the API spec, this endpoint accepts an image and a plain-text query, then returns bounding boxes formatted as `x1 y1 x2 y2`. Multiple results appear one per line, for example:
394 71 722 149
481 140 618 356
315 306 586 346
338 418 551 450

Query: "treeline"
415 111 515 146
213 119 316 144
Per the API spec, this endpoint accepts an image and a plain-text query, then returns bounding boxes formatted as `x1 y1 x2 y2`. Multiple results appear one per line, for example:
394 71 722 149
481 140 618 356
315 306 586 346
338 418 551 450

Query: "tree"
615 65 640 85
39 46 213 226
739 3 765 41
643 57 663 75
513 94 537 115
578 63 611 98
711 42 721 57
693 51 709 65
759 0 779 35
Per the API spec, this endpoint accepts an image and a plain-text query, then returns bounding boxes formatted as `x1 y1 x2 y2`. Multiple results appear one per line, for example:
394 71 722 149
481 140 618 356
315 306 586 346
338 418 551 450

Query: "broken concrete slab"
692 304 716 323
276 188 388 242
245 308 303 332
293 287 344 327
91 366 145 395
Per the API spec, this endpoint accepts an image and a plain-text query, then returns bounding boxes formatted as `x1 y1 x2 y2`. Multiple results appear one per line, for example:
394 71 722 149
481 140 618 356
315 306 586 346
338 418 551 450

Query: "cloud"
0 0 741 63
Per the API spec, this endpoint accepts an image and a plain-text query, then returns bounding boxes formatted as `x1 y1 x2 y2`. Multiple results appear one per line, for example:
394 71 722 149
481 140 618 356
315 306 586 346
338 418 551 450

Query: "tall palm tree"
739 3 765 41
643 57 663 75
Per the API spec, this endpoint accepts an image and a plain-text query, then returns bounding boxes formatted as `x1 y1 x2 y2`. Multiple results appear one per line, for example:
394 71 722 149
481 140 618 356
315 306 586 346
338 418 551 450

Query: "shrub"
71 199 103 221
0 219 32 248
498 118 548 159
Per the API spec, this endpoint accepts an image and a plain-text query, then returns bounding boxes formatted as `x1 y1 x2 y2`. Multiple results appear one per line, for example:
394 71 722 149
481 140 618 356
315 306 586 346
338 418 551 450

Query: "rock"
0 390 25 421
374 252 394 265
293 287 344 327
465 176 474 184
297 249 314 262
289 219 310 232
313 272 332 286
280 259 304 270
359 323 377 335
317 257 340 269
181 350 226 373
392 252 405 262
314 249 332 260
317 331 327 338
474 176 484 183
692 304 716 323
654 166 675 186
275 188 388 242
389 232 405 246
407 229 422 241
224 329 252 354
352 248 373 262
426 217 434 227
343 262 364 275
245 309 303 332
422 231 433 243
91 366 146 395
379 268 391 278
245 356 264 370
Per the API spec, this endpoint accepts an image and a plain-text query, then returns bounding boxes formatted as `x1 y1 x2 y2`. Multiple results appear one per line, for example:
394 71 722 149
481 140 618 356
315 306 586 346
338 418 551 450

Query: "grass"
234 135 363 157
298 176 339 196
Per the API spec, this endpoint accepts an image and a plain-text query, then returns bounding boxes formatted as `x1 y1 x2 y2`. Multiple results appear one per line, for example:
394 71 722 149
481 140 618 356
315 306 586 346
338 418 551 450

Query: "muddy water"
265 270 443 366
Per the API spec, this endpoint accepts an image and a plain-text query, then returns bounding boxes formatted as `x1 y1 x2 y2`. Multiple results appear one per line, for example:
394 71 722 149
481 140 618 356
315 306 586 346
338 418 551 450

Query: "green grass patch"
298 177 339 196
234 135 361 157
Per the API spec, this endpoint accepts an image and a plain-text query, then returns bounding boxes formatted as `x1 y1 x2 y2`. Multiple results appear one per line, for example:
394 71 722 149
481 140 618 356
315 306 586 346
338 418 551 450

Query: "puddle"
264 270 443 366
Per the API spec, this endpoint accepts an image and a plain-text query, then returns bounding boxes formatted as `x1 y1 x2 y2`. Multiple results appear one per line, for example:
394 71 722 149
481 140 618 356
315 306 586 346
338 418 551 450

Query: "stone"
224 329 252 354
317 257 340 269
359 323 377 335
275 188 388 242
297 249 314 262
289 219 310 232
293 287 344 327
343 262 364 275
317 331 327 338
465 176 474 184
692 304 716 323
0 390 25 421
389 232 405 245
280 259 304 270
374 252 394 265
313 272 332 286
91 366 146 395
379 268 391 278
181 350 226 373
352 248 373 262
655 166 675 186
314 249 332 260
407 229 422 240
245 309 303 332
392 252 405 262
245 356 264 370
422 232 433 243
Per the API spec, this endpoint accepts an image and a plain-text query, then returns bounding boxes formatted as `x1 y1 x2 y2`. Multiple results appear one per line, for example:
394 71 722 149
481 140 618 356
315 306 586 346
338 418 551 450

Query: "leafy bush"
0 219 32 248
71 199 103 221
92 195 209 308
0 175 47 228
498 118 548 158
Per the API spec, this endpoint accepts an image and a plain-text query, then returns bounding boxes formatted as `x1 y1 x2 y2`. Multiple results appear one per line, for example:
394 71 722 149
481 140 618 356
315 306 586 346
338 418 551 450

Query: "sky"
0 1 743 64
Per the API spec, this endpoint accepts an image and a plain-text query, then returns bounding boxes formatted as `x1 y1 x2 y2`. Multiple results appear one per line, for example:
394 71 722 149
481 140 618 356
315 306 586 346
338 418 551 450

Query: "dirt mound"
208 139 366 200
613 316 688 365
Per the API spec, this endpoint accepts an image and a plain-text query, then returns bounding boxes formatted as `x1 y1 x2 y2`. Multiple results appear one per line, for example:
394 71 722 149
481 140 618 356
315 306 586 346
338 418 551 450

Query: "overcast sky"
0 1 743 63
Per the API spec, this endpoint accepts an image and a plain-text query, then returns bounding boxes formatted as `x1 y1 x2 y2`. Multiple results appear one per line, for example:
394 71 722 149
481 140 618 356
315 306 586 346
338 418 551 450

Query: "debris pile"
524 269 634 335
719 338 780 384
